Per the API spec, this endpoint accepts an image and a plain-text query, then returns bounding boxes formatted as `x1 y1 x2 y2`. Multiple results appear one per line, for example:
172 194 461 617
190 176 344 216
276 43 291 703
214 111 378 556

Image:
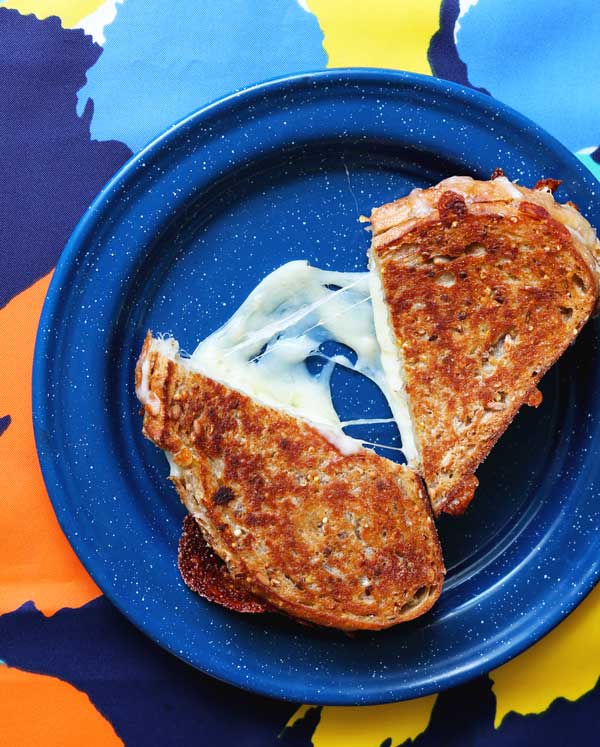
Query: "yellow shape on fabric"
491 582 600 727
285 703 313 728
307 0 439 74
286 694 437 746
1 0 104 27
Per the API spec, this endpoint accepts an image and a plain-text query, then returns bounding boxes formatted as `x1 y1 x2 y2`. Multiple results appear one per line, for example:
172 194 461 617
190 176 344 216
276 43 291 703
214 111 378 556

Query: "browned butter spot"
212 486 235 505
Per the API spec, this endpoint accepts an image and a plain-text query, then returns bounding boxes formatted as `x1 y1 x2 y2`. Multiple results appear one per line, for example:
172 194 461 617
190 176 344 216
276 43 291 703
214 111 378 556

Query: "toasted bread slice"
136 333 444 630
368 175 600 515
178 514 268 613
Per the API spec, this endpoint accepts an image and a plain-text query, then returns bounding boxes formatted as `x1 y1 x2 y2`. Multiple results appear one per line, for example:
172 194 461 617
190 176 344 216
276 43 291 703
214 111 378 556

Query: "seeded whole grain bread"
178 514 269 613
136 333 444 630
368 174 600 515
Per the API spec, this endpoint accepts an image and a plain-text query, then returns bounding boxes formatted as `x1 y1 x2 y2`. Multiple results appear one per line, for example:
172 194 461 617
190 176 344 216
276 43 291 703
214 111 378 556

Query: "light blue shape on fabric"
79 0 326 151
577 152 600 182
456 0 600 151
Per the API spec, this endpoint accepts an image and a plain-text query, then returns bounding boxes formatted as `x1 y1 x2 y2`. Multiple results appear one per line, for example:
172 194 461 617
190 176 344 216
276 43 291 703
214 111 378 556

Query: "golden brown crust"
370 176 600 307
369 177 599 515
136 334 445 630
441 475 479 516
534 178 562 193
178 514 269 613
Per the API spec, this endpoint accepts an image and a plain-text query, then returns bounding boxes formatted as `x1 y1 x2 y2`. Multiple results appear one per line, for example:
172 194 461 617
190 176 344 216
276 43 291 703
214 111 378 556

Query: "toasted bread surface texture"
136 334 444 630
178 514 268 613
369 176 600 515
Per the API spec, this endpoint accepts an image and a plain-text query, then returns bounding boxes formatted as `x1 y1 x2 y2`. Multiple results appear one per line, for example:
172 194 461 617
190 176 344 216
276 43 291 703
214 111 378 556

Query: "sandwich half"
368 174 600 515
136 333 444 630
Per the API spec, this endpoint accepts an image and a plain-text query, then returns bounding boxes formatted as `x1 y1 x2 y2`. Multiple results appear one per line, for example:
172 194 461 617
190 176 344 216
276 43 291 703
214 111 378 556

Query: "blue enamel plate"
33 70 600 704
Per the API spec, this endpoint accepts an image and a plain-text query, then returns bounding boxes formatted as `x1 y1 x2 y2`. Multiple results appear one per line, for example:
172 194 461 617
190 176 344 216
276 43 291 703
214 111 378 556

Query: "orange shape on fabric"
0 663 123 746
0 273 100 616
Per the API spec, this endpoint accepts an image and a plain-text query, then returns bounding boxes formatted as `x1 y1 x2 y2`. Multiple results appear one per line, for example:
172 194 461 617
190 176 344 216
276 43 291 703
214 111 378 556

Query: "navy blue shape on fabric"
0 414 11 437
411 673 600 747
427 0 489 94
0 9 131 309
0 599 303 747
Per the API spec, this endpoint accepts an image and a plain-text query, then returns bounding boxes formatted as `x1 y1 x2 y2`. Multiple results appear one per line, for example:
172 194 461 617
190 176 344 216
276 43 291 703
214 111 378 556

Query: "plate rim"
32 68 600 705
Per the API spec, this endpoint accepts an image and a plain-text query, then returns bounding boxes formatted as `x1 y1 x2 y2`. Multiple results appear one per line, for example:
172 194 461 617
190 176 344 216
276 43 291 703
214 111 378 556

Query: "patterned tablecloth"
1 1 599 745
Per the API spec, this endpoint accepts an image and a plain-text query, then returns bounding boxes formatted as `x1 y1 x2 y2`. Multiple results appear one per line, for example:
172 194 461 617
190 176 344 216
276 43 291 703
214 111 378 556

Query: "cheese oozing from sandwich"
138 261 417 462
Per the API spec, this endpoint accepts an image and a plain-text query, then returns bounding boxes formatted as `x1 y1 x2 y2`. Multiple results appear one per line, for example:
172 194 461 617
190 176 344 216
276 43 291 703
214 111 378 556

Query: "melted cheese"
367 261 419 465
490 176 523 201
166 451 183 479
183 260 411 458
135 356 161 415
